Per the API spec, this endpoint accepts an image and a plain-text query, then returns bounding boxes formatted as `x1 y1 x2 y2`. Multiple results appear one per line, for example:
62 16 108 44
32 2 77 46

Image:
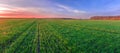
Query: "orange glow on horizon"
0 5 71 18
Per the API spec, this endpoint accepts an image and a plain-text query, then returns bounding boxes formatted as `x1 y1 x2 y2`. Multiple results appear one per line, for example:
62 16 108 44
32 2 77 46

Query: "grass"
0 19 120 53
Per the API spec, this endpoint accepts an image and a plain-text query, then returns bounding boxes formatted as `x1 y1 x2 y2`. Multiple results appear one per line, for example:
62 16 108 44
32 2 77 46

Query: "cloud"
57 4 86 14
0 4 64 18
0 3 42 18
0 0 89 18
0 1 67 18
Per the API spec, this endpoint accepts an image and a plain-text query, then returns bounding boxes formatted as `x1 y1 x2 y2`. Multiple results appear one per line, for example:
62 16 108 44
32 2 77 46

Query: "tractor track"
37 22 40 53
1 20 36 53
13 23 36 53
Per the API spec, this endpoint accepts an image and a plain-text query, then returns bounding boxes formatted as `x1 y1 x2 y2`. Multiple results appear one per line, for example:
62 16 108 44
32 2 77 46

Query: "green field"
0 19 120 53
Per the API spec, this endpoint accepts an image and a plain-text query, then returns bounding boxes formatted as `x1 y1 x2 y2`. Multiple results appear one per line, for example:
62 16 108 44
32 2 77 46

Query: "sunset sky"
0 0 120 19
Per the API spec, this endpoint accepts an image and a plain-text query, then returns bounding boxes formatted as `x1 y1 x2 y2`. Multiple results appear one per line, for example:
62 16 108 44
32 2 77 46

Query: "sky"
0 0 120 19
